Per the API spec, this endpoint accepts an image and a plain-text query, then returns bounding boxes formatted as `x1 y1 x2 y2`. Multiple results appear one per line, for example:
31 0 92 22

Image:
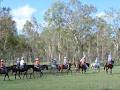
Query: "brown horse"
74 60 89 73
58 63 72 74
104 60 114 74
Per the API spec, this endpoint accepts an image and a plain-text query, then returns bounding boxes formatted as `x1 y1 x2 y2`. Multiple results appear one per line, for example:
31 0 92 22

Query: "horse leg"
18 72 21 79
23 72 27 79
7 73 10 80
75 68 77 72
26 72 28 79
70 69 72 74
23 72 25 79
29 73 32 79
67 68 72 75
15 73 17 79
39 71 41 77
4 74 6 81
84 69 86 73
98 66 100 72
66 69 69 75
39 70 43 77
60 68 63 73
106 68 108 74
33 70 35 78
81 68 83 74
110 69 112 74
23 72 26 79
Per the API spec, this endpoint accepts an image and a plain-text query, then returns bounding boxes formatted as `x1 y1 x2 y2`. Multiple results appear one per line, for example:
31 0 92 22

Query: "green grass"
1 66 120 90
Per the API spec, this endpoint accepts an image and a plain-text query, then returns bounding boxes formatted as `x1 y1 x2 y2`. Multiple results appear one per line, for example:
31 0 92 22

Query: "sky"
1 0 120 31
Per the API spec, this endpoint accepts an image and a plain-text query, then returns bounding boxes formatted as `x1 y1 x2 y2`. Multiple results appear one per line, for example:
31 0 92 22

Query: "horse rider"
34 57 40 68
16 58 20 68
107 53 112 65
20 57 25 69
95 57 100 66
0 59 7 72
80 55 87 68
51 58 57 68
63 56 69 67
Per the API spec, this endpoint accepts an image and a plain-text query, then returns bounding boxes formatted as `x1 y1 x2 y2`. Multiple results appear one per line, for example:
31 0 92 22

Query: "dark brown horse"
27 65 43 78
11 64 32 79
104 60 114 74
0 66 11 80
74 60 89 73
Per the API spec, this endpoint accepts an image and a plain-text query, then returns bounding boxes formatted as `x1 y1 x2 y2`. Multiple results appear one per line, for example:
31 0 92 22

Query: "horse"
57 63 72 74
50 62 59 74
0 66 11 80
74 60 89 73
11 64 32 79
104 60 114 74
27 65 43 78
91 62 100 72
80 62 89 73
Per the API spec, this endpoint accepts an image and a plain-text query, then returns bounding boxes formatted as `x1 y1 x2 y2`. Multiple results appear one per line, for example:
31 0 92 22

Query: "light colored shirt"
64 58 68 65
16 58 20 64
80 57 86 64
95 57 99 63
108 54 112 62
20 59 24 66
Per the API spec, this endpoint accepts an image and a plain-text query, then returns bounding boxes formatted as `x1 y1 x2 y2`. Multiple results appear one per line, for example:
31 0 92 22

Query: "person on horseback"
80 55 87 68
16 58 20 69
0 59 7 72
20 57 25 69
34 57 40 68
63 57 69 67
51 58 58 68
95 57 100 66
107 53 112 65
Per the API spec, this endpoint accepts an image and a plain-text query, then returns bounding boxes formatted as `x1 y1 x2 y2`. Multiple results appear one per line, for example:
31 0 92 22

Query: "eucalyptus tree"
105 9 120 62
44 1 69 62
95 17 113 61
43 0 97 62
0 7 18 60
22 17 45 62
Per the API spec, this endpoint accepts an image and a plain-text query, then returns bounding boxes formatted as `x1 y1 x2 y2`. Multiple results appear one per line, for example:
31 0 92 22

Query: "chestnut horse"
104 60 114 74
58 63 72 74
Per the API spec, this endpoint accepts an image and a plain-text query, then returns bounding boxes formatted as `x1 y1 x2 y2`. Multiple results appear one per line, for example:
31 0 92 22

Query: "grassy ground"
0 66 120 90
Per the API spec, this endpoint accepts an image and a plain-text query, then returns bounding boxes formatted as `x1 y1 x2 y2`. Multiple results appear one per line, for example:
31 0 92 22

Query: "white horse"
50 59 59 73
91 62 100 72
